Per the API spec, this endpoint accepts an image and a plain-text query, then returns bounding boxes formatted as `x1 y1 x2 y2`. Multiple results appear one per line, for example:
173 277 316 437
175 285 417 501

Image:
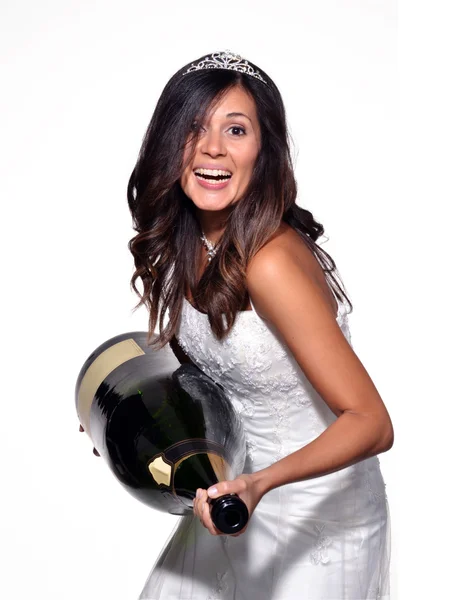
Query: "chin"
193 198 234 211
188 189 235 208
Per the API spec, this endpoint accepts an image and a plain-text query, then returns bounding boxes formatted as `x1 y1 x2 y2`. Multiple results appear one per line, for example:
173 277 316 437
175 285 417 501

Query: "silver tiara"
182 49 268 85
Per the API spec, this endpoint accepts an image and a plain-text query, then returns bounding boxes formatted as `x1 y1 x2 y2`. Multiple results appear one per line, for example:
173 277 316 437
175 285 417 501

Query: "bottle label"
148 455 173 487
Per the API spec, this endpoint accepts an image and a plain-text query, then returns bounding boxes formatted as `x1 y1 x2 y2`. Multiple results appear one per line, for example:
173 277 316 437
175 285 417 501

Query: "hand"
79 424 100 457
193 473 264 537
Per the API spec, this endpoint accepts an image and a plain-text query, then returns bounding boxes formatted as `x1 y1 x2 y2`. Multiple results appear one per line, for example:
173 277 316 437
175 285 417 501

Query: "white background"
1 1 447 599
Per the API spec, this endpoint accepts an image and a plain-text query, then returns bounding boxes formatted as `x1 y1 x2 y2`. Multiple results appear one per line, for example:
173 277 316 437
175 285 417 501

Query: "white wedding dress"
138 292 390 600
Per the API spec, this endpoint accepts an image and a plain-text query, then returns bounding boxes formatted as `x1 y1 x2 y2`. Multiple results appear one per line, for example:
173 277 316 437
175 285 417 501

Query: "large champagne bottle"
75 332 248 534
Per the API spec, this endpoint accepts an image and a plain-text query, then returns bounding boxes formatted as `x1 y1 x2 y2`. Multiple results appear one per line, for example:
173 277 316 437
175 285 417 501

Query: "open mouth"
194 168 232 183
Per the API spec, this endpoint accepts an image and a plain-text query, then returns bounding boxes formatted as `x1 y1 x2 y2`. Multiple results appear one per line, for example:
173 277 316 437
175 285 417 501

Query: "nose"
199 126 226 157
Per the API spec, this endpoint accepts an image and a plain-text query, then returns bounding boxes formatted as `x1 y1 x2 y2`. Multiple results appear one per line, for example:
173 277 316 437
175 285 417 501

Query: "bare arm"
245 241 394 497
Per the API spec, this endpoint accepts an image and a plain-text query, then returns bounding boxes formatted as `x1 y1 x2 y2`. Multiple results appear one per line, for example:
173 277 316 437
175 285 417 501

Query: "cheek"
180 165 192 190
240 146 259 181
242 157 257 183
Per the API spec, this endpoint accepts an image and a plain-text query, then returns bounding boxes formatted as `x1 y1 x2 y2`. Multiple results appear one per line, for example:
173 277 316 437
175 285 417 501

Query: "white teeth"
196 176 229 184
194 168 232 177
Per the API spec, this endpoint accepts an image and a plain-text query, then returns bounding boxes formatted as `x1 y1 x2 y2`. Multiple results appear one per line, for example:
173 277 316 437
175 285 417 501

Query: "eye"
229 126 246 136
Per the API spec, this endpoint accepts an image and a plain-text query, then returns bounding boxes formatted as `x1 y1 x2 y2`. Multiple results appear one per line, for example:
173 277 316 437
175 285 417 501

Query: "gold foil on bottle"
171 451 230 503
77 338 145 437
148 455 173 487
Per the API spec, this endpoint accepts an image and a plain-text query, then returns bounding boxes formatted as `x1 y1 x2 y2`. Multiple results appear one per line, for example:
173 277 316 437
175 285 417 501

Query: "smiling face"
180 86 262 216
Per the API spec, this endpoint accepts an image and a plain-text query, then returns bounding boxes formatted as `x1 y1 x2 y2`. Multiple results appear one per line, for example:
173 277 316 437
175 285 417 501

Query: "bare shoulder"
246 222 389 422
247 222 336 319
266 221 315 259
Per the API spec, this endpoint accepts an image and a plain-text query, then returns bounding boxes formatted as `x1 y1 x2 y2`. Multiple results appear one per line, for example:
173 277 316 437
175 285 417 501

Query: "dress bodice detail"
175 294 353 468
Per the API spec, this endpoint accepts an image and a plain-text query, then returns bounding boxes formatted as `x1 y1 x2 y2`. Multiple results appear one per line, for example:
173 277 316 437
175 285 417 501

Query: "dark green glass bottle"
75 332 248 534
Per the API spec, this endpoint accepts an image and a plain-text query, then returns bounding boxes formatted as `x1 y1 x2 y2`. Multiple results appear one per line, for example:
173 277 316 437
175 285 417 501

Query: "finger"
193 498 198 518
207 481 231 499
203 504 219 536
193 489 202 519
198 491 209 527
207 478 247 500
202 498 219 536
196 495 204 524
197 490 206 522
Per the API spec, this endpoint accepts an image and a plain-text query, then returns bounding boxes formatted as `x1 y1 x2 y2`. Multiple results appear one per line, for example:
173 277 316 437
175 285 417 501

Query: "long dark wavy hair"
127 52 353 349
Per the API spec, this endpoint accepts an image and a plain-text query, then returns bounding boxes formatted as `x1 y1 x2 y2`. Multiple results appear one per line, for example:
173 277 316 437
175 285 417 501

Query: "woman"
127 50 393 599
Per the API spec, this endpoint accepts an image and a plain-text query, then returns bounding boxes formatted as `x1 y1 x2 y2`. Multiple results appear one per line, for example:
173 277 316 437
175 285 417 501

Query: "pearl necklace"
200 231 217 262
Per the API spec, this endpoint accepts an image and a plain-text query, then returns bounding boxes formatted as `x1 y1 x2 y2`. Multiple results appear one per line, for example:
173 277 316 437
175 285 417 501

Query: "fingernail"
196 489 199 498
208 487 218 497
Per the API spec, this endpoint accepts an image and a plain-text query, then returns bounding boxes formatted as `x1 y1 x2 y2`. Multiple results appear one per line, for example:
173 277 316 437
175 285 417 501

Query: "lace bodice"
175 295 353 470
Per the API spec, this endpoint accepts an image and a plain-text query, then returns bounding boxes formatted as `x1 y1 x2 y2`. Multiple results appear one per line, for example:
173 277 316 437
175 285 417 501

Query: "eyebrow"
226 112 252 123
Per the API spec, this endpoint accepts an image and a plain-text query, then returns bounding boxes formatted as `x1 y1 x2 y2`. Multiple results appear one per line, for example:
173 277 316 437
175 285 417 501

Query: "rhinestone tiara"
182 49 268 85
